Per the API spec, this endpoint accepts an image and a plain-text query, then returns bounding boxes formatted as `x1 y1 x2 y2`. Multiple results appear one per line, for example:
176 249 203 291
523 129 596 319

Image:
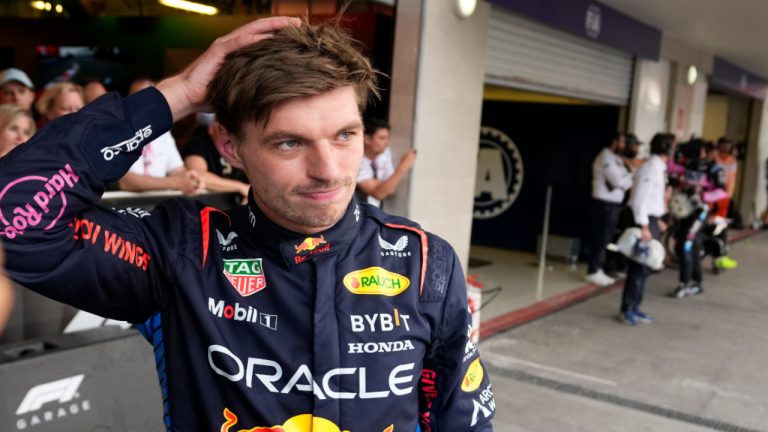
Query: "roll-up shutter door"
486 5 633 105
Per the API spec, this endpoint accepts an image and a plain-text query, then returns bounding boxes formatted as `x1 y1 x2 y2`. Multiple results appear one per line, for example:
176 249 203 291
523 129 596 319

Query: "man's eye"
338 131 353 141
277 140 299 150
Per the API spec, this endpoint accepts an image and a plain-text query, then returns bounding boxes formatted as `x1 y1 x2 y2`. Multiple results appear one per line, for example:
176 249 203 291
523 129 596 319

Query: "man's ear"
213 122 245 170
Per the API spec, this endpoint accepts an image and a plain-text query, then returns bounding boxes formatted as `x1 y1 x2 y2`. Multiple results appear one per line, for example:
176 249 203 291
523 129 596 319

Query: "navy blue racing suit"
0 88 495 431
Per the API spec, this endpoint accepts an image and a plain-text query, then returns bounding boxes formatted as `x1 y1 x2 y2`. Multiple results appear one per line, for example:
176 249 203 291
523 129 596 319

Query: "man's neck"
363 146 383 160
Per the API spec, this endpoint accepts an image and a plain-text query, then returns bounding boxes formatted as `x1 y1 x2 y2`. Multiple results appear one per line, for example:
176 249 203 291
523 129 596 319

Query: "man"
117 77 204 195
587 133 637 286
183 113 250 202
0 68 36 112
669 139 707 298
619 133 672 326
0 17 494 431
356 118 417 207
713 137 737 219
81 77 108 104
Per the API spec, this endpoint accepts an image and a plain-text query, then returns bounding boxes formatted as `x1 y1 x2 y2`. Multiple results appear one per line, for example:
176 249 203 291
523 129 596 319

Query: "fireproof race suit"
0 88 495 431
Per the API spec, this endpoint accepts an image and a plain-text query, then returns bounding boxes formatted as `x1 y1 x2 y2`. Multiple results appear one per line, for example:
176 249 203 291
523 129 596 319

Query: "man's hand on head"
156 16 301 121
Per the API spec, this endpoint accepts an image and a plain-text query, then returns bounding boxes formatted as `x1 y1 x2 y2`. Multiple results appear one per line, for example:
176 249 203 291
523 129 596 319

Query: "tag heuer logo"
223 259 266 297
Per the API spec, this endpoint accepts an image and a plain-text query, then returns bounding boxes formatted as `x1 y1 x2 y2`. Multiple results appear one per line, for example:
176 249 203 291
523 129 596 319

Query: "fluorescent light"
456 0 477 18
687 65 698 86
159 0 218 15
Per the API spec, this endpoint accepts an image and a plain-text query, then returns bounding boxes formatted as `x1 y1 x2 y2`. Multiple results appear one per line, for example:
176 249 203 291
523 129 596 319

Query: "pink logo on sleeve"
0 164 80 239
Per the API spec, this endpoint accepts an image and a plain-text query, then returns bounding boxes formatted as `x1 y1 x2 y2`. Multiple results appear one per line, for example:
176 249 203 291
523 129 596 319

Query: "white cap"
0 68 34 89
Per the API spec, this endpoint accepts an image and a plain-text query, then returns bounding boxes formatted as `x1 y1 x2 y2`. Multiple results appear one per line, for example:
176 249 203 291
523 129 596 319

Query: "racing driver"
0 16 495 431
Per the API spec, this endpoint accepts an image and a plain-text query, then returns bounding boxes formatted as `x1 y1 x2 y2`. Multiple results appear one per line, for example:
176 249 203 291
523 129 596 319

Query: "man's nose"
306 140 341 181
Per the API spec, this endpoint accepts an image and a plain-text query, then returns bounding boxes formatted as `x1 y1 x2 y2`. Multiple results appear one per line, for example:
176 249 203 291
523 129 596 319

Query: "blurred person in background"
35 81 85 125
0 68 35 112
703 142 738 270
619 132 673 326
184 112 250 202
713 137 737 219
81 77 108 103
356 118 417 207
0 104 36 158
117 77 204 196
586 132 638 286
0 241 11 334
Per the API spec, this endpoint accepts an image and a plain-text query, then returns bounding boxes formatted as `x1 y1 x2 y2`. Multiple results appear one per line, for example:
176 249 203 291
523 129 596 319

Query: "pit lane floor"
479 231 768 431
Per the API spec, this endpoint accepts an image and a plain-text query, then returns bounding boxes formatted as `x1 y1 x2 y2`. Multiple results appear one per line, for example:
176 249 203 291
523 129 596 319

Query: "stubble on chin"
265 178 355 230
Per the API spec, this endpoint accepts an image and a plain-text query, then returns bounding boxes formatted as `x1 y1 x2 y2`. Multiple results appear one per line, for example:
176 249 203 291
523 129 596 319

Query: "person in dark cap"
587 132 640 286
0 68 36 112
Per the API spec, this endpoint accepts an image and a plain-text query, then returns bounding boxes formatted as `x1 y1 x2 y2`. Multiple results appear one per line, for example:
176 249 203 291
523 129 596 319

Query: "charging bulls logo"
220 408 354 432
223 259 266 297
293 235 331 264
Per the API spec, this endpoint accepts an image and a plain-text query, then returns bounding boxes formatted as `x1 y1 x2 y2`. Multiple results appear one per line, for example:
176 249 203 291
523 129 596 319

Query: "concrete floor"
478 232 768 431
469 245 591 322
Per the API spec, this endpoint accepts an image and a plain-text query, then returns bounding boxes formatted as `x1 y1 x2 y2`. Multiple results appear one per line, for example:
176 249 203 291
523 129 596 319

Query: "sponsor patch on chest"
222 258 266 297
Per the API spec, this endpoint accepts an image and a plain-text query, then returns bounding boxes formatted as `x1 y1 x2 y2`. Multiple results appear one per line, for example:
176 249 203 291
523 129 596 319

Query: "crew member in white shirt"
356 119 416 207
586 133 638 286
117 78 203 195
619 133 673 326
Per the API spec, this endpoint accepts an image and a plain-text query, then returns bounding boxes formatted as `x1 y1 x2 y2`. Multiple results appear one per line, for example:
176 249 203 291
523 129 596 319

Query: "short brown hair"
207 19 379 139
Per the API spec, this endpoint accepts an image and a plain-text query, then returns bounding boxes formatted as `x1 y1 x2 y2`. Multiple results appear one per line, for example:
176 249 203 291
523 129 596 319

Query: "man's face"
364 127 390 155
47 91 84 120
232 86 363 234
613 135 626 153
0 114 33 157
0 81 35 111
83 82 107 103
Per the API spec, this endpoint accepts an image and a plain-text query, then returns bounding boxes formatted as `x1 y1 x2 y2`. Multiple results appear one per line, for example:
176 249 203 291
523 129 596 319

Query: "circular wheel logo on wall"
474 127 524 219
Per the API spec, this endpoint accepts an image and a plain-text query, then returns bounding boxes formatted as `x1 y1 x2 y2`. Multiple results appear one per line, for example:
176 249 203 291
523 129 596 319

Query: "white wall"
740 98 768 225
387 1 490 268
688 78 708 138
628 58 670 145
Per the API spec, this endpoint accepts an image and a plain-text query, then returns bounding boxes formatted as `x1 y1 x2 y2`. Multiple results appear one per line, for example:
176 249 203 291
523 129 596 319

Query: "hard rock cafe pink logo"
0 164 80 239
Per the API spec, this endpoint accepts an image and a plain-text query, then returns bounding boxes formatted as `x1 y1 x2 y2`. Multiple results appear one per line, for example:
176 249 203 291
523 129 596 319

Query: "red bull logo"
220 408 353 432
293 236 330 264
294 235 327 254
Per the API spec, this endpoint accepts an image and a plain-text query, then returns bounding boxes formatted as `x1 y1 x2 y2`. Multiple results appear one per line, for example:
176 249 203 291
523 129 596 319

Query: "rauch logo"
0 164 79 239
343 267 410 296
223 258 267 297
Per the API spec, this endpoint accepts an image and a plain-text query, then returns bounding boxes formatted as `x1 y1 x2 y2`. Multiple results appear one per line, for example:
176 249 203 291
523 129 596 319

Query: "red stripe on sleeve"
384 223 429 295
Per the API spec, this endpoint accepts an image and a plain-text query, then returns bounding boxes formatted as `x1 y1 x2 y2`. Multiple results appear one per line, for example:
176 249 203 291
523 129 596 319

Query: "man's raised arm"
0 17 298 323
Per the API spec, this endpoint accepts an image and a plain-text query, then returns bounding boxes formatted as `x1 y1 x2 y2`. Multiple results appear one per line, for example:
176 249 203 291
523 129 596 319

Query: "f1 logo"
16 374 85 415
